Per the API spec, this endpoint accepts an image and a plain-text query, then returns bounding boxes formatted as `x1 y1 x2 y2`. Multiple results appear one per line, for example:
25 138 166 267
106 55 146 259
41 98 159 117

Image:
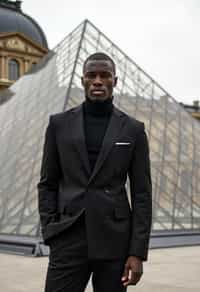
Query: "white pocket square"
115 142 131 145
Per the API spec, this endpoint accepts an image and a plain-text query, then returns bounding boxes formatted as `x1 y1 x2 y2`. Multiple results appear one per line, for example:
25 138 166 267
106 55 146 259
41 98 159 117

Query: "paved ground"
1 246 200 292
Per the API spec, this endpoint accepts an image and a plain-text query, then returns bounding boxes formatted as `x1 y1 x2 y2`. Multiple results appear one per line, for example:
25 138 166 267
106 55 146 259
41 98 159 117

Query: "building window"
8 59 20 81
30 62 37 70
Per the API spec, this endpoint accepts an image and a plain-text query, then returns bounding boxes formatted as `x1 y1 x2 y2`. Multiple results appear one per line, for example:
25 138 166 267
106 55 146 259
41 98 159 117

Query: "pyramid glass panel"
0 20 199 240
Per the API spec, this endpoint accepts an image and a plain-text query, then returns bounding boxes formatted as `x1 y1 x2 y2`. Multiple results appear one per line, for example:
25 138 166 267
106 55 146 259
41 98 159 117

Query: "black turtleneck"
83 97 113 172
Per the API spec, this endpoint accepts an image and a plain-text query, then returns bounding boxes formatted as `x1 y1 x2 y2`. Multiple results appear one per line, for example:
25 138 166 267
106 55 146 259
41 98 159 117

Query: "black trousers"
45 214 127 292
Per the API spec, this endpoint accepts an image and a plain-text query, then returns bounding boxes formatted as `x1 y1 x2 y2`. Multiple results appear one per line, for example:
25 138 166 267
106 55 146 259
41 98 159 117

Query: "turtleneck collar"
83 97 113 117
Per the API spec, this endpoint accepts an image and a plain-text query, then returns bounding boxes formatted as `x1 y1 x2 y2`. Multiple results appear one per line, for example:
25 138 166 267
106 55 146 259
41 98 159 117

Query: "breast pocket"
113 141 134 167
114 143 132 152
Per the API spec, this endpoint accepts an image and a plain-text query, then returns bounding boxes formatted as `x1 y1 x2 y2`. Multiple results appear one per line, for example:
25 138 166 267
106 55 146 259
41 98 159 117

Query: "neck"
83 97 113 117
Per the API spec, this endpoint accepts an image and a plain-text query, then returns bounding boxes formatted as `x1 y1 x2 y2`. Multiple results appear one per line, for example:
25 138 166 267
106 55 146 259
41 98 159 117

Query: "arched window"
8 59 20 81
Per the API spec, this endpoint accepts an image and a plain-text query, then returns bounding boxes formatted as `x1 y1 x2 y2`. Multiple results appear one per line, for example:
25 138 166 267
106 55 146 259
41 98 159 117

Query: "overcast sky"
23 0 200 104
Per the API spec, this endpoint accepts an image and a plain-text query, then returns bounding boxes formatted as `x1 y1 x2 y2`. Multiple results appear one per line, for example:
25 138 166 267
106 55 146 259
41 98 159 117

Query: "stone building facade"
0 0 48 92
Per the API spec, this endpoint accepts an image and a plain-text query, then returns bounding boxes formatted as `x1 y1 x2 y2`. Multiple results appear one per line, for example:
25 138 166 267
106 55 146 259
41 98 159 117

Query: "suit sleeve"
128 123 152 261
37 116 62 234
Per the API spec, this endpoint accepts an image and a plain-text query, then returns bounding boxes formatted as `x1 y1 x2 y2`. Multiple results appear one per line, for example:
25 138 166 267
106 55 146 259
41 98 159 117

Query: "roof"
0 1 48 49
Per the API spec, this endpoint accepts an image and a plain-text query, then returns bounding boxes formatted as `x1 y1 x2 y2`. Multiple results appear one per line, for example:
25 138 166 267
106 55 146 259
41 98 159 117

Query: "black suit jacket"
38 104 152 260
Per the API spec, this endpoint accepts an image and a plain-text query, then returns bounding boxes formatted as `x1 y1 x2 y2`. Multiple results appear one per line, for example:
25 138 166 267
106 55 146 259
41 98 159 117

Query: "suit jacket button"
104 189 110 194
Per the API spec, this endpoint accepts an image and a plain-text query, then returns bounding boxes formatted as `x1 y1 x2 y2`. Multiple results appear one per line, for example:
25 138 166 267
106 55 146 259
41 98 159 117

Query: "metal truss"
0 20 199 254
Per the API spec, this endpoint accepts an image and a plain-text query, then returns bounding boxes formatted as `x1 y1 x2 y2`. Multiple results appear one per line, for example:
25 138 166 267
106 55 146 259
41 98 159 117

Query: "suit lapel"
70 104 125 183
70 105 91 176
88 106 125 184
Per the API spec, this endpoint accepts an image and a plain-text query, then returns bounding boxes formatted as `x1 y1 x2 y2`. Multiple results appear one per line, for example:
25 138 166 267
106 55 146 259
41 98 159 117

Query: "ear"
81 76 84 87
113 76 118 87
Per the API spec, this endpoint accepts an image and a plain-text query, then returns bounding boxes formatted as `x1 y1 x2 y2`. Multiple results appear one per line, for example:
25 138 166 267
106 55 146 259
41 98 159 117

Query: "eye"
100 72 112 78
85 72 96 79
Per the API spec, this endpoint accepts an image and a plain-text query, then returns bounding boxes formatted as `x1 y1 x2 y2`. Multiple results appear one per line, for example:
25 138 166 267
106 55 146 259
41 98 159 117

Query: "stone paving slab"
0 246 200 292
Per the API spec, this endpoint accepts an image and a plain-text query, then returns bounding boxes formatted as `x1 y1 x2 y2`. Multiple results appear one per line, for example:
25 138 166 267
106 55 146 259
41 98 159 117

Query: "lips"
91 90 105 95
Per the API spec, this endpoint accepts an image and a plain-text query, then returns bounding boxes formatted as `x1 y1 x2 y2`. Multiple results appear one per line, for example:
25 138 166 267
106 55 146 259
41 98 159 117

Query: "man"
38 52 152 292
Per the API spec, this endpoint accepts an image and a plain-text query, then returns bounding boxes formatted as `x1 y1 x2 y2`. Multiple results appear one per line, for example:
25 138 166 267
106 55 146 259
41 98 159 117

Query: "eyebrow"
84 70 114 77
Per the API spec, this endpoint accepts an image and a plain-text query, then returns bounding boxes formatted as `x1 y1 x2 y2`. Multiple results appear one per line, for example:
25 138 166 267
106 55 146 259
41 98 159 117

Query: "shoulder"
49 104 81 126
114 106 144 132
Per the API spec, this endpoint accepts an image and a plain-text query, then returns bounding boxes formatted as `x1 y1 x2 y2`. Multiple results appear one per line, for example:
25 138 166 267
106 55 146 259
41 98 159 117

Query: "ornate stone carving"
26 45 39 54
6 38 26 51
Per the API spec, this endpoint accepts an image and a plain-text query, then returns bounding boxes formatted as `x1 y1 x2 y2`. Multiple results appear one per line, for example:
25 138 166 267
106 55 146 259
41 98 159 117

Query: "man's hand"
121 256 143 286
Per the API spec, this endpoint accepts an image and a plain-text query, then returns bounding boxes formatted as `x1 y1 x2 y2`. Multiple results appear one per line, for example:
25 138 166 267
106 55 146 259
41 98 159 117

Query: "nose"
93 74 103 86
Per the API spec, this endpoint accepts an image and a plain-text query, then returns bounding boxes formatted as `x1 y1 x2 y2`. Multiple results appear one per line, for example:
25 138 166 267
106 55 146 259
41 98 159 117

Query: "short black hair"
83 52 116 75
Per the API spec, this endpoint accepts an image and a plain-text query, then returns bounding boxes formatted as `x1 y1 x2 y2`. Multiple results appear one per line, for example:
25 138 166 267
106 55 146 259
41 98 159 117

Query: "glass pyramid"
0 19 199 241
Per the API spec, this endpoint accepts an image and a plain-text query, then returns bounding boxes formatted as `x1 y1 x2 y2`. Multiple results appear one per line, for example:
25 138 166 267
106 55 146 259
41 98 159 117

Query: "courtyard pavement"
0 246 200 292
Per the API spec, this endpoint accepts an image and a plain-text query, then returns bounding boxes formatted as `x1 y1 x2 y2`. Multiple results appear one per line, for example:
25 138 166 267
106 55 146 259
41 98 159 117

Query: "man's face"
81 59 117 101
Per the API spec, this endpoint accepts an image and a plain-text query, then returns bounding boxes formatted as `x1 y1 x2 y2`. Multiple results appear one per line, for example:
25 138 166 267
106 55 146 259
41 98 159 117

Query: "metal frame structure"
0 20 199 255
